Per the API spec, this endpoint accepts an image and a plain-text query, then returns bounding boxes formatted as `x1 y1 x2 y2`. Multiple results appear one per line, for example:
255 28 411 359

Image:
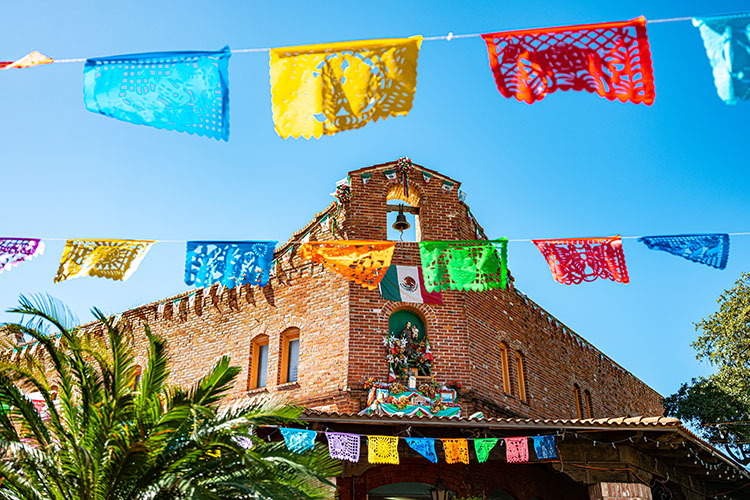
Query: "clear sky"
1 1 748 401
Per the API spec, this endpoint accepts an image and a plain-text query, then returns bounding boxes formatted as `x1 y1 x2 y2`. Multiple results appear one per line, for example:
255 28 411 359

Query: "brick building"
77 161 750 498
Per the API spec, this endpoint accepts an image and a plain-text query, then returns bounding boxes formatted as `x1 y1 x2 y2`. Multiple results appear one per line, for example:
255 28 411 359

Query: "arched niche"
388 308 431 378
389 309 427 342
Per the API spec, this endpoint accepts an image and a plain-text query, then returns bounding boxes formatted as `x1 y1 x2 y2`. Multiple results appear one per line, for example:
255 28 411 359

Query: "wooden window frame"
573 384 583 419
280 328 300 385
133 365 142 389
249 335 269 390
584 390 593 418
515 351 527 403
499 342 511 395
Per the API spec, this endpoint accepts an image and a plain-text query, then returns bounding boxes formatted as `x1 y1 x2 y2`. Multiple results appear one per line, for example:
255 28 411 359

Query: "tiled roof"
303 410 681 429
303 410 749 475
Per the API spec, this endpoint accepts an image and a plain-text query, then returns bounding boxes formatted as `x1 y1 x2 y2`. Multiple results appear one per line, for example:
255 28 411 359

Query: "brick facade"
113 161 662 420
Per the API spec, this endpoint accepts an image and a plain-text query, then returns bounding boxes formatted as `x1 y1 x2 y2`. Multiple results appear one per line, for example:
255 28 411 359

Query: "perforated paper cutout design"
405 437 438 463
693 14 750 104
442 438 470 464
474 438 499 463
532 435 557 459
55 239 154 283
368 435 399 464
0 238 44 274
504 437 529 463
270 37 422 139
233 435 254 450
326 432 360 462
84 47 230 140
533 236 629 285
280 428 316 454
482 17 654 104
185 241 276 288
419 239 508 293
0 51 53 70
300 241 395 290
638 234 730 269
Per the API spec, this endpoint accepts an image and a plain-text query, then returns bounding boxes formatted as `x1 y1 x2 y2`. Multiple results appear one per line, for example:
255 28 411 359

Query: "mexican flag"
379 266 442 304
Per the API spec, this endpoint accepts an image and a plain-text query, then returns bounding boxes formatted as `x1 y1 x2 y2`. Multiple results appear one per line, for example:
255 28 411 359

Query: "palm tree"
0 295 340 500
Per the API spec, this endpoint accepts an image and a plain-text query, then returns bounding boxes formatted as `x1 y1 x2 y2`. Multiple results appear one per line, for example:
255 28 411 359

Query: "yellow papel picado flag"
270 36 422 139
55 239 155 283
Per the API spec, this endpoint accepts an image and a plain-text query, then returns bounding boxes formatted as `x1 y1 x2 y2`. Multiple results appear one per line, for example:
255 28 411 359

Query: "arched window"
499 342 511 394
387 309 430 379
584 389 593 418
386 184 421 241
573 384 583 419
249 334 269 390
280 328 300 384
515 351 527 402
133 365 142 389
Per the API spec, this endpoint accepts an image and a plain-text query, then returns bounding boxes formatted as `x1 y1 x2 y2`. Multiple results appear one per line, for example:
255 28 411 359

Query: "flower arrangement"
334 184 351 204
414 341 433 371
383 336 408 369
384 334 434 380
430 401 447 413
394 156 413 176
446 380 462 391
394 156 413 197
418 383 436 399
393 395 410 410
363 377 378 390
389 381 407 395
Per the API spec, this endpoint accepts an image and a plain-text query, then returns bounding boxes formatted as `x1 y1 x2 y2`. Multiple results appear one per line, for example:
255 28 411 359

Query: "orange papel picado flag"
442 438 470 464
299 240 395 290
55 239 155 283
0 51 53 70
270 36 422 139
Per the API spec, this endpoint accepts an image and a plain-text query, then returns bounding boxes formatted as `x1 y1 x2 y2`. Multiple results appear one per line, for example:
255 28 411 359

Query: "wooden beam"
386 205 420 214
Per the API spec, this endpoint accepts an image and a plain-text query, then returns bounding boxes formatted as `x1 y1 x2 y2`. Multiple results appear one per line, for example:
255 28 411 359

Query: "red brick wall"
119 245 353 411
113 161 662 419
340 163 662 419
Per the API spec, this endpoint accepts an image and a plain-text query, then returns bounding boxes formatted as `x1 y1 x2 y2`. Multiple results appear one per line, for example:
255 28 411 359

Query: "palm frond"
186 355 241 409
6 294 78 337
0 296 342 500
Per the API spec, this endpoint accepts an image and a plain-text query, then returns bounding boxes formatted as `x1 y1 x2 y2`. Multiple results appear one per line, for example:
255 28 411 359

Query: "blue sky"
1 1 748 401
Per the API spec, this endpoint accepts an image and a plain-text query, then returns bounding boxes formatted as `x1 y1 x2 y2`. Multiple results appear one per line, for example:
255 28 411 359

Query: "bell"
392 205 411 234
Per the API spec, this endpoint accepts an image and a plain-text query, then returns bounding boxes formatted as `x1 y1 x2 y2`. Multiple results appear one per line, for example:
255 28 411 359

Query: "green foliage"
665 272 750 465
692 271 750 370
0 294 340 499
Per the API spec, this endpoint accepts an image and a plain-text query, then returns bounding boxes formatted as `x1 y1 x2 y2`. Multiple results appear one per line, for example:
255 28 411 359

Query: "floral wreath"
395 156 413 176
394 156 413 197
334 184 351 204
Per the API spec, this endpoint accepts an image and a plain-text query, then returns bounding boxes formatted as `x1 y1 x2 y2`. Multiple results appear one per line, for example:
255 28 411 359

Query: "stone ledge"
276 382 300 392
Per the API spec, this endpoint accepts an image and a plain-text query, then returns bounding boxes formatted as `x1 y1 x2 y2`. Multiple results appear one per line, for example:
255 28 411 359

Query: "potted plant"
446 380 462 393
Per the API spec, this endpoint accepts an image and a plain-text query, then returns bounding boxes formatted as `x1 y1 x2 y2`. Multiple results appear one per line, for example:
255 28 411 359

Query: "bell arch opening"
386 183 422 241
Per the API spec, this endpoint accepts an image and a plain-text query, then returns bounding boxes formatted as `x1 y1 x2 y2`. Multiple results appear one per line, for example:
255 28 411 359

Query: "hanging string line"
38 11 740 65
24 231 750 245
